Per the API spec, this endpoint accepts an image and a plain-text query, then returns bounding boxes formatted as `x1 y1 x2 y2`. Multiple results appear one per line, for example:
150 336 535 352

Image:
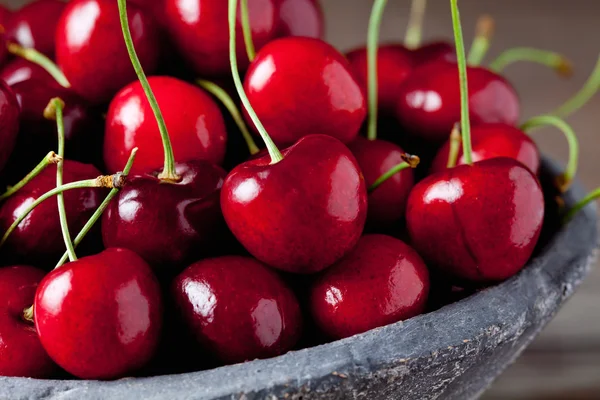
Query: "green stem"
446 123 462 168
0 152 61 202
489 47 573 78
563 187 600 223
117 0 179 182
450 0 472 165
552 55 600 118
521 115 579 193
404 0 427 49
366 0 388 141
368 154 420 192
240 0 256 62
466 15 494 66
54 149 138 269
7 42 71 88
228 0 282 164
196 79 260 155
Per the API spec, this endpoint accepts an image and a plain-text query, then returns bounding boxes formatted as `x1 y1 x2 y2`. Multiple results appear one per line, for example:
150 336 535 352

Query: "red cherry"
395 60 520 144
102 161 227 274
411 41 455 66
221 134 367 274
5 0 66 58
34 248 162 379
243 37 366 147
430 123 540 175
0 5 11 27
172 255 302 364
347 137 414 227
104 76 227 175
277 0 323 39
310 234 429 340
55 0 161 104
165 0 281 77
0 81 19 173
406 157 544 282
0 265 56 378
0 58 55 87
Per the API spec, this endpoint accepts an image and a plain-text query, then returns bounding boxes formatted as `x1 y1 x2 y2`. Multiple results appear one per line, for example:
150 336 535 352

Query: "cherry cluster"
0 0 598 382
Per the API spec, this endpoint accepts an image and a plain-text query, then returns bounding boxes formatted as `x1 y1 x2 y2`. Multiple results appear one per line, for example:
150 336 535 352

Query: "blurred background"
2 0 599 398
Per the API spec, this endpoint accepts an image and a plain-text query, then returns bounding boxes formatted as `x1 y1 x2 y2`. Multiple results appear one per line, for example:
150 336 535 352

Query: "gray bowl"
1 159 597 400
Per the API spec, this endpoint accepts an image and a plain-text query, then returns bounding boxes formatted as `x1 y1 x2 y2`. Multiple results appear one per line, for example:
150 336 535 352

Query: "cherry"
0 265 56 378
0 58 55 86
243 37 366 147
172 255 302 364
4 0 66 59
104 76 227 175
310 234 429 340
165 0 281 77
411 41 455 65
0 80 19 174
55 0 161 104
34 248 162 379
277 0 324 39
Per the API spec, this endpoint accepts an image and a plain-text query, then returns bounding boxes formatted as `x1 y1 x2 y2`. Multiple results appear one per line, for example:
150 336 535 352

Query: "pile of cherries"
0 0 598 381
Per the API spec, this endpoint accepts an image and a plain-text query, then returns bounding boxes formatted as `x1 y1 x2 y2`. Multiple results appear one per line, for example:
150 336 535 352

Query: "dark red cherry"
5 0 66 58
406 157 544 283
55 0 161 105
411 41 455 66
104 76 227 175
34 248 162 380
102 161 227 274
0 58 55 87
346 44 413 115
221 134 367 274
0 161 105 267
277 0 323 39
0 81 19 174
347 137 414 227
0 265 57 378
243 37 366 147
172 255 302 364
430 123 540 175
165 0 281 77
310 234 429 340
395 60 520 144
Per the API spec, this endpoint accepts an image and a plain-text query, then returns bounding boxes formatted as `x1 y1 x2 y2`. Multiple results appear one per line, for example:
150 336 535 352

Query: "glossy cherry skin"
104 76 227 175
395 60 520 144
102 161 227 274
165 0 281 77
221 134 368 274
244 37 366 147
0 58 55 87
347 137 414 227
430 123 540 176
411 41 455 66
406 157 544 283
173 255 302 364
34 248 162 379
55 0 161 105
346 44 413 115
0 81 19 174
278 0 324 38
0 161 104 267
310 234 429 340
5 0 66 58
0 266 57 378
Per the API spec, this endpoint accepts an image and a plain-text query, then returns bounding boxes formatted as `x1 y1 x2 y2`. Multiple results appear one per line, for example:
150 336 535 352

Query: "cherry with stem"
489 47 573 78
6 42 70 88
0 151 61 201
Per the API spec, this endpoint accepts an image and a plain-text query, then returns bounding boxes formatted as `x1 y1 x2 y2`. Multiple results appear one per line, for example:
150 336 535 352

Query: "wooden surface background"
2 0 600 398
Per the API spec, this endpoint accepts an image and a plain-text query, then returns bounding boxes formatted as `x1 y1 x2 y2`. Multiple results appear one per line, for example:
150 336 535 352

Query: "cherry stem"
117 0 179 182
6 42 71 88
489 48 573 78
44 98 77 262
450 0 472 165
196 79 260 155
466 15 494 66
446 122 462 168
240 0 256 62
0 152 61 202
563 187 600 223
55 148 138 269
521 115 579 193
404 0 427 49
368 154 420 192
228 0 282 164
366 0 387 141
23 305 33 323
552 54 600 118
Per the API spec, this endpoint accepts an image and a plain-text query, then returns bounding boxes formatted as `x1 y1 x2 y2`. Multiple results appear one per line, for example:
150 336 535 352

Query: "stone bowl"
1 158 597 400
